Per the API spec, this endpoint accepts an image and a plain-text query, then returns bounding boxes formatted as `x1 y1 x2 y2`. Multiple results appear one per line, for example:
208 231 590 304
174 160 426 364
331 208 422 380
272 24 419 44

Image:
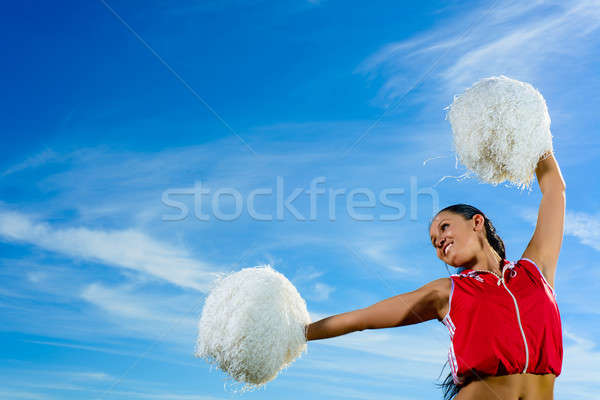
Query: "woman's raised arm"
521 152 566 287
305 277 450 341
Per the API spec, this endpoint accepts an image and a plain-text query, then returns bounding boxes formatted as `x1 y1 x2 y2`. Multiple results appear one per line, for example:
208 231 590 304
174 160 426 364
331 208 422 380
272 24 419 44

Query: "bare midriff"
456 373 556 400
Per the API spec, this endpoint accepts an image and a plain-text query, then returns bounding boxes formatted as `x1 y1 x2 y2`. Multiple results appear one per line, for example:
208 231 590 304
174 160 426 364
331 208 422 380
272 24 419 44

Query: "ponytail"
483 216 506 271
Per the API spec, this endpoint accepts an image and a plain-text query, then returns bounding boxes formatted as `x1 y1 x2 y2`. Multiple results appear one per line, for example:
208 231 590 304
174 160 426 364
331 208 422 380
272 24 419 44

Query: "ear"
472 214 485 232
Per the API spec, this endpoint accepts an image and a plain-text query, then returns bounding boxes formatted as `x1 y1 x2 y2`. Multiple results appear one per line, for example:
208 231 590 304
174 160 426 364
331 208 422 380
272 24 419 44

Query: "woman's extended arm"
521 151 566 287
305 277 450 341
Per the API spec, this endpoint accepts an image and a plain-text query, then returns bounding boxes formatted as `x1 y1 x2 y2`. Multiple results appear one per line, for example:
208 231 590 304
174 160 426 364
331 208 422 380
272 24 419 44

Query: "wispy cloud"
521 208 600 252
289 324 451 397
301 323 600 399
283 377 416 400
308 282 335 301
80 283 199 343
294 325 600 400
561 328 600 383
359 241 410 274
9 380 227 400
0 389 50 400
359 0 600 104
23 340 142 358
303 304 450 368
58 371 114 382
322 327 447 365
0 210 218 290
291 266 335 301
555 328 600 399
563 210 600 251
291 266 325 284
21 339 200 369
1 148 58 177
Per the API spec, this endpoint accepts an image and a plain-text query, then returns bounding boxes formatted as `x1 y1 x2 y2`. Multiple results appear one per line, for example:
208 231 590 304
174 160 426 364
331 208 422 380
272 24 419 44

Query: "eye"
441 223 449 231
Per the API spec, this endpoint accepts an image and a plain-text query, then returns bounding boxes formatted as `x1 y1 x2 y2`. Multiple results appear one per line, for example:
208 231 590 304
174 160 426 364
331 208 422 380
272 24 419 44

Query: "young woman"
304 152 566 400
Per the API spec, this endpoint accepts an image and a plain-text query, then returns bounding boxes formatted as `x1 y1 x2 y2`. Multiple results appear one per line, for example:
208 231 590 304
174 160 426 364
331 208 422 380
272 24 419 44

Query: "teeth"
444 243 453 255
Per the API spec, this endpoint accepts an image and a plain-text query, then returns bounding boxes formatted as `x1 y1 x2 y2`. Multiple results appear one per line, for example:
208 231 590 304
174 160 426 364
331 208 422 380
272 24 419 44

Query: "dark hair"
431 203 506 399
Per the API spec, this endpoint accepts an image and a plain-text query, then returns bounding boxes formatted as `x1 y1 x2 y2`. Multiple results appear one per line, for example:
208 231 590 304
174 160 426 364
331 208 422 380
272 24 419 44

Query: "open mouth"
444 242 453 255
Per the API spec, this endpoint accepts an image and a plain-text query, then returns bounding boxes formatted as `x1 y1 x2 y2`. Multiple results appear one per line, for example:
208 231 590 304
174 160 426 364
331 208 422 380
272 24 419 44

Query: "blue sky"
1 0 599 399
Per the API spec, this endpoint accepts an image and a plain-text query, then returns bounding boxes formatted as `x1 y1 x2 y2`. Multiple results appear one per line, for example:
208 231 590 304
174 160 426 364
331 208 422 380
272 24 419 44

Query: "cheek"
451 231 476 253
460 235 479 252
454 226 471 242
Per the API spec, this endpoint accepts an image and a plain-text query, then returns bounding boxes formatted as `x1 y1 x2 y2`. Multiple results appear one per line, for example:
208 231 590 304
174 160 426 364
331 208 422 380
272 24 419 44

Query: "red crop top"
440 258 563 385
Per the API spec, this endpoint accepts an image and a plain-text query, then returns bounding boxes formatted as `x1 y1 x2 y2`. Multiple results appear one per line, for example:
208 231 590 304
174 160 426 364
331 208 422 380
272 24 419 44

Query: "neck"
464 247 502 274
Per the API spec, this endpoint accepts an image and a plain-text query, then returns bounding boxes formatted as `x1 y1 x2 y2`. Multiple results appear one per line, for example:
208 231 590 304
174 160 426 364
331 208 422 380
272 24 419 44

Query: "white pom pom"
195 265 310 391
446 75 553 189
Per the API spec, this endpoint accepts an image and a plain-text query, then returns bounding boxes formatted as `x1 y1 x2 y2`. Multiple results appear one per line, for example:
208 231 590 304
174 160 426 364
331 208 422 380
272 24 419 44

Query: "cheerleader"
305 152 565 400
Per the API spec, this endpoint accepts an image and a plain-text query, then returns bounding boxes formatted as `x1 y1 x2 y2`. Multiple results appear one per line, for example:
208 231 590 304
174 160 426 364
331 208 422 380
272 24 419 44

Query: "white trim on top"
443 314 455 337
449 341 464 385
520 257 557 299
442 277 455 322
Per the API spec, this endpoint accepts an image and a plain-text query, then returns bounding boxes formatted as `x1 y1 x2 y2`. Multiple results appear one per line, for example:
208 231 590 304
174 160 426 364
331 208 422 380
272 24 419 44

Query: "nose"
436 237 446 250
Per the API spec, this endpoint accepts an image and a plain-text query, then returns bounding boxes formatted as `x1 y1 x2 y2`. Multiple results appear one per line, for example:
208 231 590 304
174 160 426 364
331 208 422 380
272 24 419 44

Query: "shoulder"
412 277 452 304
516 257 556 290
425 277 452 293
416 277 452 298
421 278 452 321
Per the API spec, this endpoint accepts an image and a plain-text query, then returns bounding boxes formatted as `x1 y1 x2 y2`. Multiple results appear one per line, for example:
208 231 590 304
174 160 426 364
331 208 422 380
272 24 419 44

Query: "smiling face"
429 210 487 267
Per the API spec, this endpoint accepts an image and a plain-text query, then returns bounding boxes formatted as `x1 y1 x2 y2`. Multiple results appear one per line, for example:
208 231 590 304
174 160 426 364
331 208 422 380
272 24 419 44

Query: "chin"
441 257 457 267
444 254 463 268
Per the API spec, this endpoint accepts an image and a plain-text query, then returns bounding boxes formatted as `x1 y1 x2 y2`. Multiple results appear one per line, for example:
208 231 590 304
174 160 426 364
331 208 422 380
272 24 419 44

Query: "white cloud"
359 241 410 274
0 210 219 290
80 283 199 344
23 339 142 358
283 377 416 400
1 148 57 177
290 324 451 397
442 1 600 89
0 390 50 400
561 328 600 383
13 381 227 400
359 0 600 103
304 305 449 367
60 371 113 381
521 207 600 252
23 339 200 368
0 120 452 233
563 211 600 251
309 282 335 301
290 265 335 301
26 271 48 284
291 265 324 284
322 326 447 365
555 328 600 399
300 323 600 399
